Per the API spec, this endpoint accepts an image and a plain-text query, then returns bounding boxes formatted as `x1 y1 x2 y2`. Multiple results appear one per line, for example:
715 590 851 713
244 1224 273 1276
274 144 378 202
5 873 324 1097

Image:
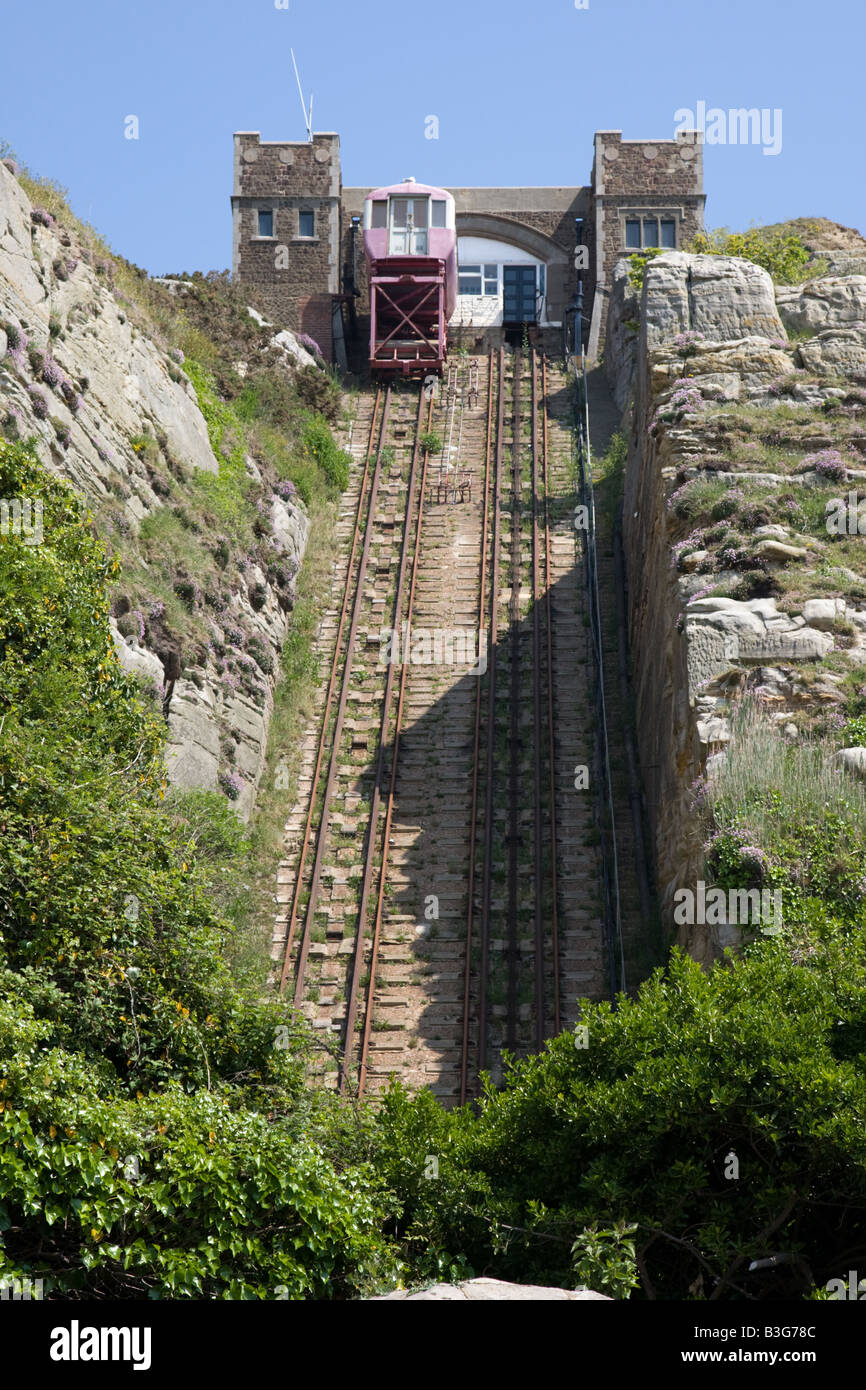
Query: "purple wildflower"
218 770 244 801
42 355 62 389
671 528 707 568
688 774 708 810
738 844 768 868
805 449 847 482
27 385 49 420
673 330 705 353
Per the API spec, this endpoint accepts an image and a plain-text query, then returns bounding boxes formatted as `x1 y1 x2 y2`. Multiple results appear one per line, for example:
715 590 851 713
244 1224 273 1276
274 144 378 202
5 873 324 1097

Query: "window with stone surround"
623 215 677 249
298 210 315 239
257 209 274 238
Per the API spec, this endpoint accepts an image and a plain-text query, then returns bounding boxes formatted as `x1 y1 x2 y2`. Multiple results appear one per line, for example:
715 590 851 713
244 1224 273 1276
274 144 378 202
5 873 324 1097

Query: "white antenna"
290 48 313 142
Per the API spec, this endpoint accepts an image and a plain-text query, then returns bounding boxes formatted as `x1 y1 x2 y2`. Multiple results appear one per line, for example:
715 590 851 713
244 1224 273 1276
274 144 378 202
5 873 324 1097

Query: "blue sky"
2 0 861 274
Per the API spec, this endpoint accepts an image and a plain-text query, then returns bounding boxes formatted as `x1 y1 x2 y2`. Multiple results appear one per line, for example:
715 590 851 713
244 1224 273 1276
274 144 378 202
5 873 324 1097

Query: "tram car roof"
364 180 455 203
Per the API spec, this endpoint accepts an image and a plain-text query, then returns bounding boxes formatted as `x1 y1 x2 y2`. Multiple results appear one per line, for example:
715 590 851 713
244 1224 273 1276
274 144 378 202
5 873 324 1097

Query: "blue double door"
503 266 538 325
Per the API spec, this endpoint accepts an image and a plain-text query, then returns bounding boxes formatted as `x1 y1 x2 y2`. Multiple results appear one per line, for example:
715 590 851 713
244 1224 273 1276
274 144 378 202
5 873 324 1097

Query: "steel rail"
477 346 506 1079
356 392 437 1096
506 349 523 1053
541 356 561 1032
341 388 430 1092
530 350 544 1049
278 388 384 992
291 388 394 1005
459 350 495 1105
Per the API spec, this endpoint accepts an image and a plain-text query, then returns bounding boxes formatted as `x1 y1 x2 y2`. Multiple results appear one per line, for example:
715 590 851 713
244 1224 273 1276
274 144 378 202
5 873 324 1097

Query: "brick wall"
588 130 705 355
231 132 341 359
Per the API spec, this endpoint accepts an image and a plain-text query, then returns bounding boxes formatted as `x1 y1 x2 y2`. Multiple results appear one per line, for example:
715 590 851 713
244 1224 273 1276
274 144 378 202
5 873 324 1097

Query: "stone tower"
231 132 342 359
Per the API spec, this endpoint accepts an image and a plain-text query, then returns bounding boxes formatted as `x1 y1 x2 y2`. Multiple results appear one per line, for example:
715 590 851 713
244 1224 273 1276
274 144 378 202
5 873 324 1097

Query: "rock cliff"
0 160 313 818
609 246 866 963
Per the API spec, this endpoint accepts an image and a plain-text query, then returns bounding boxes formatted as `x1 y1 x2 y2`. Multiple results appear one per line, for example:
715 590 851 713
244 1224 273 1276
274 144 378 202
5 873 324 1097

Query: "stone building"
231 128 704 365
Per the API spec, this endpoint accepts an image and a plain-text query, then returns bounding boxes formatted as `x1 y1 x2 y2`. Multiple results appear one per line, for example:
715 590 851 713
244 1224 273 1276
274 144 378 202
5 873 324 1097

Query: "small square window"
643 218 659 248
459 265 482 296
660 219 677 248
625 219 641 249
299 210 315 238
483 264 498 296
257 210 274 238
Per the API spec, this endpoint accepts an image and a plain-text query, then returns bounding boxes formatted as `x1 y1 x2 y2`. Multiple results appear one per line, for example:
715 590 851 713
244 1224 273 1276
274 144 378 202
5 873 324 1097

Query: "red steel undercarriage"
369 256 447 378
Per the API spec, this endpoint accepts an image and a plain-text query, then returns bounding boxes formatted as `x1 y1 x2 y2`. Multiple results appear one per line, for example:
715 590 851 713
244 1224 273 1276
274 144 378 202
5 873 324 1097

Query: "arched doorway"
452 214 569 329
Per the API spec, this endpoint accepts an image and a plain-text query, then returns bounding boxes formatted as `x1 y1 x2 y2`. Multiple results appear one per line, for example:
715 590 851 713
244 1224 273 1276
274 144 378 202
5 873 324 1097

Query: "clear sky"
2 0 862 274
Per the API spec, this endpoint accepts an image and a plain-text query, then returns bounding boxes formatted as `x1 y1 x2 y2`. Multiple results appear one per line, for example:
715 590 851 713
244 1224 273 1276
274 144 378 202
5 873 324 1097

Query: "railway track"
272 346 607 1100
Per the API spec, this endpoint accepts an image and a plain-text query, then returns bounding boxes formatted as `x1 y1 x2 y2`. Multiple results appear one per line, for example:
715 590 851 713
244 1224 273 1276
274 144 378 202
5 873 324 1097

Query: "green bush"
843 715 866 747
302 416 350 493
0 990 400 1299
0 437 398 1298
627 247 665 293
372 943 866 1298
687 227 815 285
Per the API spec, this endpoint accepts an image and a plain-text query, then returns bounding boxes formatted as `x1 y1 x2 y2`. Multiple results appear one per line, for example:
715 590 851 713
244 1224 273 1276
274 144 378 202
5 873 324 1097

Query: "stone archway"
455 213 569 322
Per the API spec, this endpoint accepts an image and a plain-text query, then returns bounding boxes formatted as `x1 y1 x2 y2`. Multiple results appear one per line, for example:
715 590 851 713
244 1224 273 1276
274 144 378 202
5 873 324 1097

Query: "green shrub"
295 364 341 423
0 437 400 1298
372 943 866 1298
302 416 350 493
419 430 442 456
843 715 866 747
686 227 815 285
627 247 665 293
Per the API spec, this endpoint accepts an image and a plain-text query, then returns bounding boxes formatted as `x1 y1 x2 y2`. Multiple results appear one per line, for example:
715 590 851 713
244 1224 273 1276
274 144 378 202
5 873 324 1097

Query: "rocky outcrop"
775 276 866 333
0 161 312 820
371 1278 609 1301
615 251 866 965
0 163 218 504
640 252 785 352
605 260 640 411
246 306 320 372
